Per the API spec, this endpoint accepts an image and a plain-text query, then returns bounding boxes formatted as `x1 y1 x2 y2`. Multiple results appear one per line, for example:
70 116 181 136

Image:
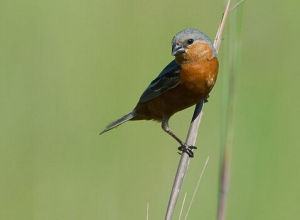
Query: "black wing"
139 60 181 103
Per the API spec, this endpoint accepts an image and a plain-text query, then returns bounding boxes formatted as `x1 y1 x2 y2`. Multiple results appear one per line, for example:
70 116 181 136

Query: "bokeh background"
0 0 299 219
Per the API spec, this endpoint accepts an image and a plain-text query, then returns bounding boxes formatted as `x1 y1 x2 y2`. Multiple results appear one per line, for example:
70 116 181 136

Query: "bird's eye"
187 39 194 45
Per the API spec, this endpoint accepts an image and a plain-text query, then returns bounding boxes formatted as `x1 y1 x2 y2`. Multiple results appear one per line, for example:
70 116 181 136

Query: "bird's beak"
172 44 185 56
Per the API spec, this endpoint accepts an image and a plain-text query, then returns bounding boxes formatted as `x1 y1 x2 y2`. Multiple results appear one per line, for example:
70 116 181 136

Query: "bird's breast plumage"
177 41 219 96
180 57 219 95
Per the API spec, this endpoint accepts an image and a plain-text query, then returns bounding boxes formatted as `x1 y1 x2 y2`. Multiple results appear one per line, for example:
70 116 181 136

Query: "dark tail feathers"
99 111 136 135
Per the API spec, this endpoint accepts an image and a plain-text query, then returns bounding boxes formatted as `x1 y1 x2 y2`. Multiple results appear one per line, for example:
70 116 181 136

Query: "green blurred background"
0 0 299 219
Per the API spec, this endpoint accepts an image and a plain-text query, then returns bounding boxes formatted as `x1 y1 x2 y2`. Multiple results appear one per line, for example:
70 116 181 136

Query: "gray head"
171 28 216 57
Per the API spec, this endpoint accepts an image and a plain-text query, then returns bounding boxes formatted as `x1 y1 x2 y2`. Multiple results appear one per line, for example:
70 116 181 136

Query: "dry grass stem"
164 0 232 219
214 0 231 52
184 156 209 220
146 202 149 220
178 192 187 220
217 2 244 220
230 0 246 11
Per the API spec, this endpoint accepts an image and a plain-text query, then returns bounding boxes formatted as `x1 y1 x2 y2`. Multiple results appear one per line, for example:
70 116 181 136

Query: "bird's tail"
99 111 136 135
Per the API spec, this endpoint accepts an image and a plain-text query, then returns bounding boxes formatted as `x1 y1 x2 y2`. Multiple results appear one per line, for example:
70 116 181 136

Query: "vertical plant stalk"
178 192 187 220
217 4 244 220
164 1 232 220
184 156 210 220
146 202 149 220
217 145 232 220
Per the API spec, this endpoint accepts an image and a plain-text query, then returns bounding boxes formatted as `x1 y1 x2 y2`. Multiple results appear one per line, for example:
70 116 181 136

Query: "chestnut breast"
177 41 219 96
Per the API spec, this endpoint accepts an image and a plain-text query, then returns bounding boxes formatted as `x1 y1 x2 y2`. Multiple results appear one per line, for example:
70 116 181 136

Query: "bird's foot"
178 145 197 158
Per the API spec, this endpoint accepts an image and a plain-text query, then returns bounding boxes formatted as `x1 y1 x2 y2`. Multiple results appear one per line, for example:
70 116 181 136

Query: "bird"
100 28 219 157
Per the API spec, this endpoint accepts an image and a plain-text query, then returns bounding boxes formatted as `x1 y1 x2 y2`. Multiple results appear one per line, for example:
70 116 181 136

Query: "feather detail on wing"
139 60 181 103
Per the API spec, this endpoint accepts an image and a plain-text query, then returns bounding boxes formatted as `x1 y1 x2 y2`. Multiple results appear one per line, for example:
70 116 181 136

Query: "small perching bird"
100 28 219 157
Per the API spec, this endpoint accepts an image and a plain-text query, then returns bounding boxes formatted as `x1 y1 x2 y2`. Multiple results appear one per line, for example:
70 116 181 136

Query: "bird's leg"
161 117 184 146
161 117 197 157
